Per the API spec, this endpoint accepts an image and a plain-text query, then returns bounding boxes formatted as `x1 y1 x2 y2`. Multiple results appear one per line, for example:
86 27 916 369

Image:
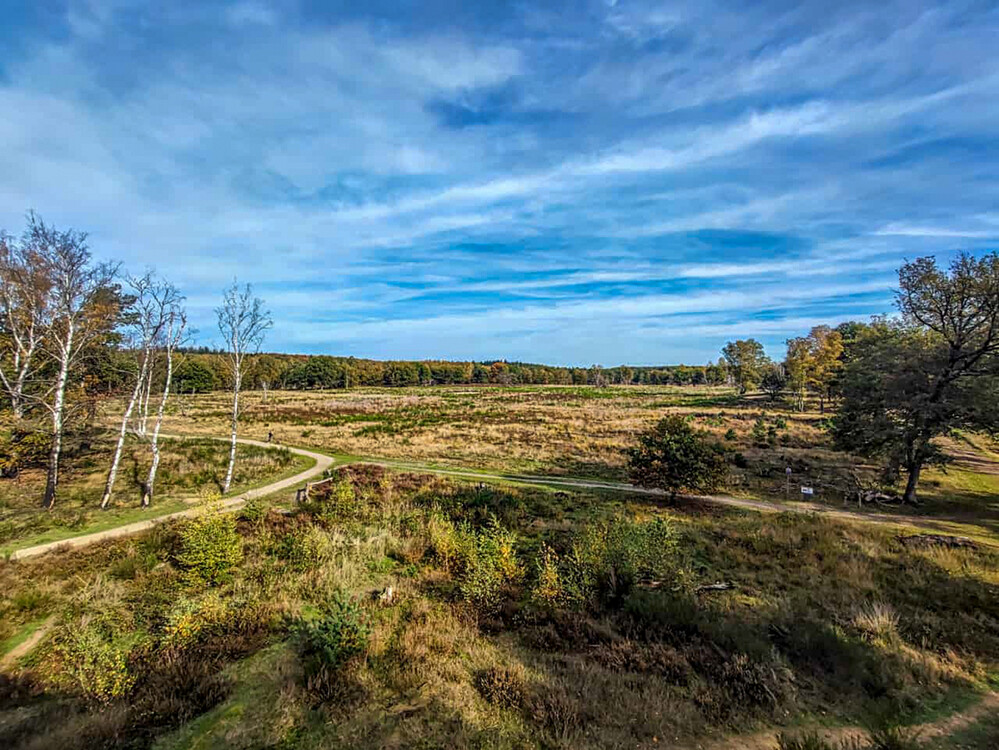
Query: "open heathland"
2 385 999 749
160 386 999 530
1 463 998 749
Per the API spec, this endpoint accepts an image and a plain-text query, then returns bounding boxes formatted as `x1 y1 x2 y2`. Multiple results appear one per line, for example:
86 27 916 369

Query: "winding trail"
342 458 996 540
696 691 999 750
8 437 333 561
0 616 56 669
8 435 991 562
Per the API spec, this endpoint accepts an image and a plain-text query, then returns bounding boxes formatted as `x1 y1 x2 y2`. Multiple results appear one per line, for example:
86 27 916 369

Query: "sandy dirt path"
9 439 989 561
344 458 993 540
9 436 332 561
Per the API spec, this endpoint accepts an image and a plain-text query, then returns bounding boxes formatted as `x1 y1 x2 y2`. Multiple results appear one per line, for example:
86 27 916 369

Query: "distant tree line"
168 354 734 394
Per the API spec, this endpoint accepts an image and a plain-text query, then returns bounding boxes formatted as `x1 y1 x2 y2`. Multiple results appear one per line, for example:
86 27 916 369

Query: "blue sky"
2 0 998 365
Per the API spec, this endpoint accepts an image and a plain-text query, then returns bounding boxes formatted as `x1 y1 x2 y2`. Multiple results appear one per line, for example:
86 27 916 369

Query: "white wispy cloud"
873 224 998 239
0 0 996 363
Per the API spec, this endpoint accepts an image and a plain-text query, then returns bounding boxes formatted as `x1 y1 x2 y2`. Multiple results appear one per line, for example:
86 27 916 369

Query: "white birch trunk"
142 344 175 507
10 349 31 419
43 321 74 509
100 350 152 509
222 370 241 493
138 355 154 435
0 320 38 421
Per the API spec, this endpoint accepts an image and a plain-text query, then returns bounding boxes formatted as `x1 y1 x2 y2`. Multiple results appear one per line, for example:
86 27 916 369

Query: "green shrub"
724 428 737 441
627 414 727 499
531 517 680 610
295 592 370 681
305 476 360 522
460 518 522 608
175 510 243 586
426 510 475 572
238 497 268 525
163 593 230 647
0 428 49 477
280 525 340 571
57 624 135 704
423 511 521 608
752 417 769 447
531 544 563 609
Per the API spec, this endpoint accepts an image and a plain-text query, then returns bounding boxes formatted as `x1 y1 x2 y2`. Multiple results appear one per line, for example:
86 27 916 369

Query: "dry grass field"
2 384 998 749
2 464 997 749
162 385 999 526
158 385 738 479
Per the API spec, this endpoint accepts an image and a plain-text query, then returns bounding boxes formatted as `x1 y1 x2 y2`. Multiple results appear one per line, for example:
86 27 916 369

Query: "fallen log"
695 581 735 594
899 534 977 550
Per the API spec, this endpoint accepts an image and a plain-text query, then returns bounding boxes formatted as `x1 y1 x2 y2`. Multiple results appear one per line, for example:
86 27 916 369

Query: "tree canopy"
626 414 726 500
721 338 769 394
784 325 844 412
832 252 999 503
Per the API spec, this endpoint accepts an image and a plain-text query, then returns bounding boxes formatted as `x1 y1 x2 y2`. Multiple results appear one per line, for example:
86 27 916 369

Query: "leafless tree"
29 216 118 509
100 274 180 509
142 301 188 507
216 281 271 494
0 223 52 419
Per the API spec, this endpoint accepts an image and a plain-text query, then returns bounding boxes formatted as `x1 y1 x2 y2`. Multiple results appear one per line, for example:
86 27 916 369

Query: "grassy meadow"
162 386 999 527
1 384 998 749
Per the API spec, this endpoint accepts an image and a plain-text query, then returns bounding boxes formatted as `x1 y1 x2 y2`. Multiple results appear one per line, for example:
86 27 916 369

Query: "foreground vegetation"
1 466 996 748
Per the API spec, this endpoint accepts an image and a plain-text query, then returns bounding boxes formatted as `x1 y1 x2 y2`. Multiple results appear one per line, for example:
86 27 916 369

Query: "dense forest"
171 350 733 393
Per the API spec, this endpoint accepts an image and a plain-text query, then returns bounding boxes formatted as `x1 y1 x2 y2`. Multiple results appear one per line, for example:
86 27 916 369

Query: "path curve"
341 459 993 539
0 616 56 669
9 436 333 561
8 438 988 561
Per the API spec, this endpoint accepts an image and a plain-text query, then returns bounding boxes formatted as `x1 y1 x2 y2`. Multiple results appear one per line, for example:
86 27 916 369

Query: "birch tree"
31 216 118 509
0 225 52 419
142 300 187 507
100 275 179 509
216 282 271 494
136 356 155 436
